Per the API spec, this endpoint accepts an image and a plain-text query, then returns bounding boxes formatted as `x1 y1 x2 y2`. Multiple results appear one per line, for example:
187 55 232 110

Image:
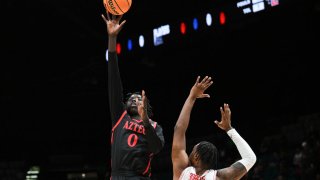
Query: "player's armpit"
172 149 189 180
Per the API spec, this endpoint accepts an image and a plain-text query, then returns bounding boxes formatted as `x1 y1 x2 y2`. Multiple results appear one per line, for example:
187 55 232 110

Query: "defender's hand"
189 76 213 99
215 103 233 131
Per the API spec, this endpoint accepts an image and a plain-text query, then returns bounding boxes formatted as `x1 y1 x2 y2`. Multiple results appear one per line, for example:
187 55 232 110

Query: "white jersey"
179 166 217 180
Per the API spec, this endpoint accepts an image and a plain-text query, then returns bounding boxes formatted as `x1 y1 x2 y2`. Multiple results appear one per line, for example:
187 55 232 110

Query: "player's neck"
131 114 141 120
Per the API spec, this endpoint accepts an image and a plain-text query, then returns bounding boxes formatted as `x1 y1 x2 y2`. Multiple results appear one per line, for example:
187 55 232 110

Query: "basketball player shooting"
172 76 256 180
102 13 165 180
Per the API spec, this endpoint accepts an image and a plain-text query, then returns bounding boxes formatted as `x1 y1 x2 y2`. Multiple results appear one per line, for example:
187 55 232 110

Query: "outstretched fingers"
101 14 108 24
142 90 146 102
214 103 232 129
200 94 210 98
106 12 111 21
199 76 213 86
204 77 213 89
118 20 127 30
215 106 225 123
194 76 200 86
141 90 147 108
200 76 209 84
224 103 231 117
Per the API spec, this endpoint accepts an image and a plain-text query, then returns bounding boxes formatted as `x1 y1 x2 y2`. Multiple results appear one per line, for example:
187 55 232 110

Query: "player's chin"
127 107 138 115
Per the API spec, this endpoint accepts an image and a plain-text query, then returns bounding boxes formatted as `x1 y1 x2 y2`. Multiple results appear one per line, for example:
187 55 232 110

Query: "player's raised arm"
172 76 213 180
102 13 126 125
215 104 257 180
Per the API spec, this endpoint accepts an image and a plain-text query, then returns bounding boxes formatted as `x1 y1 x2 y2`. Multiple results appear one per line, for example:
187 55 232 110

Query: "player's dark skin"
102 12 165 179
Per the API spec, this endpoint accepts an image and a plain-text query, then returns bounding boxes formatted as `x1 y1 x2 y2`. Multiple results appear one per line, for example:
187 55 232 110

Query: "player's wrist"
188 94 197 101
108 34 118 38
108 36 117 43
225 126 234 132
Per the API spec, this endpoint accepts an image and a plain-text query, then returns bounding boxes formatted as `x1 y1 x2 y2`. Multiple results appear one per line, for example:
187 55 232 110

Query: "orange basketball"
103 0 132 15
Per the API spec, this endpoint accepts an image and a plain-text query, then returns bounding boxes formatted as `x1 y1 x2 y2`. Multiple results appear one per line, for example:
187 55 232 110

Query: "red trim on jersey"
142 153 154 175
132 118 143 123
111 111 127 144
112 111 127 131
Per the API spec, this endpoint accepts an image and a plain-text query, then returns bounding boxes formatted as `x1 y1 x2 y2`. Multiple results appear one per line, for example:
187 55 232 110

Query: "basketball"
104 0 132 15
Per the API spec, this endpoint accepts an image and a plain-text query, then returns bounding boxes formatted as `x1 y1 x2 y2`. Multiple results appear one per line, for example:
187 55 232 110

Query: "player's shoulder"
148 119 159 128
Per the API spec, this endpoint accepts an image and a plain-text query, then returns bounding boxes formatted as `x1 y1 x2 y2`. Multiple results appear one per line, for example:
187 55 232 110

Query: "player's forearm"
108 51 124 123
227 128 257 171
174 96 196 132
108 36 117 52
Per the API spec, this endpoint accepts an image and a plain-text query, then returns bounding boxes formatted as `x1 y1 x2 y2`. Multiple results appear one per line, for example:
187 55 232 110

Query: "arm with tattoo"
215 104 257 179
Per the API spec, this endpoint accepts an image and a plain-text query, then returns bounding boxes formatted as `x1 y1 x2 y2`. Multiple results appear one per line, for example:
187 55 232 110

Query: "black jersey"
108 52 165 178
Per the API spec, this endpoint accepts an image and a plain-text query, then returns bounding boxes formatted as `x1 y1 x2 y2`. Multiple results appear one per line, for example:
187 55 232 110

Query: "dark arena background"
1 0 320 179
